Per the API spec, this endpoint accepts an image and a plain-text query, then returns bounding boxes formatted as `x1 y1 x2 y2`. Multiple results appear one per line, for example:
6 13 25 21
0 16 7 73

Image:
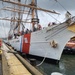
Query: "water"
37 54 75 75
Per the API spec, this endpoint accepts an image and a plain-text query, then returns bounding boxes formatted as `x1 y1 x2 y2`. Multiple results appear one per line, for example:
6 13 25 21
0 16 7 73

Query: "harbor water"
37 54 75 75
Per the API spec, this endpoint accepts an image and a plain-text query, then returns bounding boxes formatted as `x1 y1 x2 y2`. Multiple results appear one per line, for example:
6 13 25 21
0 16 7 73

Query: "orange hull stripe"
22 34 31 54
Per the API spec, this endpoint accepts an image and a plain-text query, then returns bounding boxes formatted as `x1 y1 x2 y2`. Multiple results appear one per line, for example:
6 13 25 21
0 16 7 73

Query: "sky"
37 0 75 11
0 0 75 38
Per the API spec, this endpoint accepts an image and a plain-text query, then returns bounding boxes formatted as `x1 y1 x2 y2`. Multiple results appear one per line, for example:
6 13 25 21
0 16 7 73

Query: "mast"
31 0 35 31
1 0 60 33
2 0 60 14
17 0 21 33
29 0 39 31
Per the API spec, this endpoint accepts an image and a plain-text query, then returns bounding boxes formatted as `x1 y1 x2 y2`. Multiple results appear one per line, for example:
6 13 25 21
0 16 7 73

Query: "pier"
0 59 2 75
0 42 43 75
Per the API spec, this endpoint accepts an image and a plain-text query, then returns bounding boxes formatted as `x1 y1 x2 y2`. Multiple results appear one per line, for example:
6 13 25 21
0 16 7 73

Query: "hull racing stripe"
22 33 31 54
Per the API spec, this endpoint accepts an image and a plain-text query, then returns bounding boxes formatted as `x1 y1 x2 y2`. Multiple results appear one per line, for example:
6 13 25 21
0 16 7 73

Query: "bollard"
29 59 36 66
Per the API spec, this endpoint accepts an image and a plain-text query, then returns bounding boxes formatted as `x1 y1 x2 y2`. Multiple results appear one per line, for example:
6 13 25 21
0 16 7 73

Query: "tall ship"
1 0 75 61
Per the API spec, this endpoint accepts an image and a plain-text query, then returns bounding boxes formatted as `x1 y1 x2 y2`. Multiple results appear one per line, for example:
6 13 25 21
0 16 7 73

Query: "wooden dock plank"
2 43 32 75
0 60 2 75
2 52 10 75
9 65 31 75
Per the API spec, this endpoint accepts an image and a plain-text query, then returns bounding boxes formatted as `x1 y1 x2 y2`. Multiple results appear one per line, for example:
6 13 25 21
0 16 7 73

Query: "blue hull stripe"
20 36 22 52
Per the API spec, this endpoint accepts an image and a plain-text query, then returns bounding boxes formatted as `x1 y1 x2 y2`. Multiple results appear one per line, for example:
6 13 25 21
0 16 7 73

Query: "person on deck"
37 24 42 30
48 22 51 27
25 29 30 34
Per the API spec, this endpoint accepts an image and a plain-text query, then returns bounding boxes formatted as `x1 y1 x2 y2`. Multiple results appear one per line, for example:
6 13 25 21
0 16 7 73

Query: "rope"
20 0 27 26
48 0 57 9
54 0 73 16
36 5 61 23
35 21 67 66
54 0 67 11
35 0 38 19
24 8 31 25
46 25 68 41
36 51 48 67
36 57 46 67
46 12 61 23
3 23 7 37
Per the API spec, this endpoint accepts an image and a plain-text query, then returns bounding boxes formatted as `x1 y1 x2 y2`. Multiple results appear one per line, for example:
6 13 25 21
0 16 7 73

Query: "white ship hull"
8 20 75 61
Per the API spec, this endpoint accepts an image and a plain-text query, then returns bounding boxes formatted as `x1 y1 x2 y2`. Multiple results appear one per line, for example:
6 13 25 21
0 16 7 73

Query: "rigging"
54 0 72 16
36 5 61 23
